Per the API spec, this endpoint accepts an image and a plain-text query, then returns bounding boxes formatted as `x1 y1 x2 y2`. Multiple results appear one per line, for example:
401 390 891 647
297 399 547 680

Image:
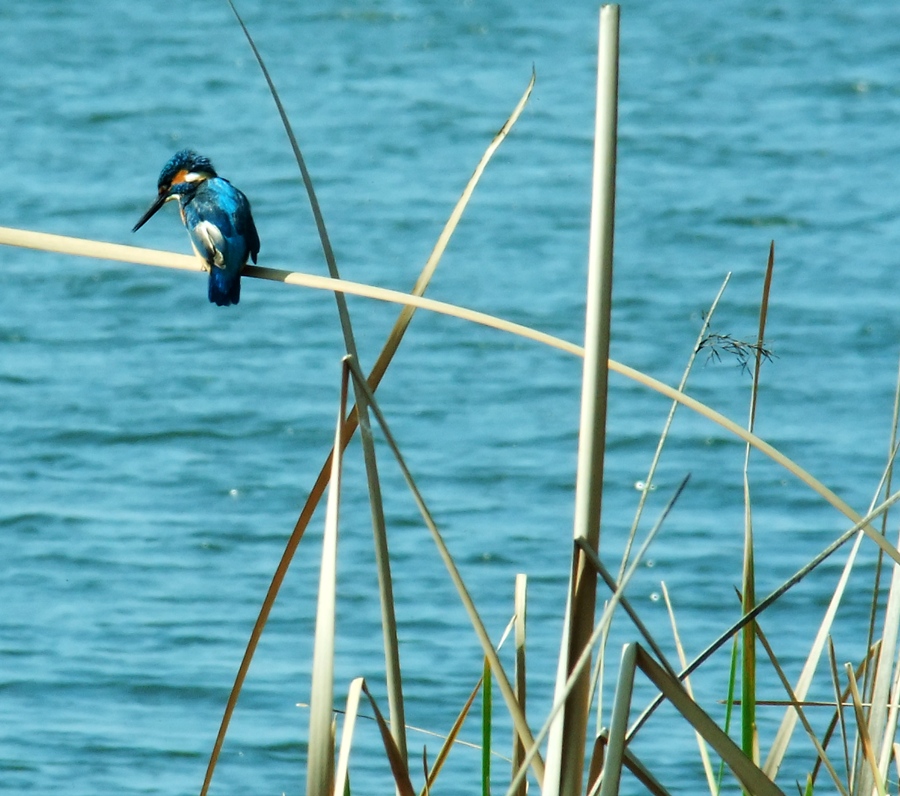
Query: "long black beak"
132 192 168 232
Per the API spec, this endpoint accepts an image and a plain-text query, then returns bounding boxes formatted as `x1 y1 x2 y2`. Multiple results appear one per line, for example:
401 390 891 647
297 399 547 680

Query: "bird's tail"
208 268 241 307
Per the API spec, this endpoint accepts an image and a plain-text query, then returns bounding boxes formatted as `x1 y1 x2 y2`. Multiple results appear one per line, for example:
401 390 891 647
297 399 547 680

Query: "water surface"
2 1 900 793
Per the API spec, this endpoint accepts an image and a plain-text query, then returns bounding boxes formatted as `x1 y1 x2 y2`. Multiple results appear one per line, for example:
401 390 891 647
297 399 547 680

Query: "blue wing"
183 178 260 306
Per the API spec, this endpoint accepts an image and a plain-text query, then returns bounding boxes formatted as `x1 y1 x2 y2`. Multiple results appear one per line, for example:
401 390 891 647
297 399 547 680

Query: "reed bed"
4 3 900 795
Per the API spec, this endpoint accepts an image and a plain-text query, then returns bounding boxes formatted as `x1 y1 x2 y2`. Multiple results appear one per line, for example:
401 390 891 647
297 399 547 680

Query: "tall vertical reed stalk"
739 242 775 772
545 7 619 796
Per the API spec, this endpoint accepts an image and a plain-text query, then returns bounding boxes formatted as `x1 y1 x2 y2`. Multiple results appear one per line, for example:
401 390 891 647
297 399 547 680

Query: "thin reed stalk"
754 621 848 795
603 645 786 796
625 489 900 742
420 677 483 795
335 678 365 796
763 439 900 779
344 355 545 785
740 242 774 770
861 353 900 794
512 575 528 796
505 478 689 796
846 665 888 796
224 2 408 771
661 583 717 795
190 63 536 794
618 272 732 580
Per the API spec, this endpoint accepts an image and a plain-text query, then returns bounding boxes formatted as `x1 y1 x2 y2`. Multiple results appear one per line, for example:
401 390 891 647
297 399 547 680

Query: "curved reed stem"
0 225 895 565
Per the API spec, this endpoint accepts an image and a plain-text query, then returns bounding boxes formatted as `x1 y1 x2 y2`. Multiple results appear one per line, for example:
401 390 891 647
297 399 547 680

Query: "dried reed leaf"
762 530 865 778
586 733 605 796
334 678 366 796
827 638 852 787
866 526 900 781
586 731 672 796
765 439 900 779
360 681 416 796
755 620 847 795
191 61 536 794
877 655 900 783
419 678 483 796
661 583 716 795
225 1 409 768
598 643 639 796
845 664 888 796
806 648 877 787
865 356 900 710
633 646 786 796
345 357 544 785
628 490 900 742
306 361 350 796
504 477 689 796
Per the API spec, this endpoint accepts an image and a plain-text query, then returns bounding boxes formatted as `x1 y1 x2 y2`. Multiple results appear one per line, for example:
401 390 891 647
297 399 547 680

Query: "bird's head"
132 150 218 232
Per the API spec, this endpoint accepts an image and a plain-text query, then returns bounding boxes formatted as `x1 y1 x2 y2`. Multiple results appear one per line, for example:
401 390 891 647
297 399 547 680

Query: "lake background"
2 1 900 793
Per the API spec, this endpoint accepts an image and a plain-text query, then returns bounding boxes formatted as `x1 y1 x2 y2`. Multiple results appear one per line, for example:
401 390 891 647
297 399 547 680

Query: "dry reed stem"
740 241 775 767
601 645 786 796
661 583 717 795
345 356 545 785
0 226 583 359
504 479 688 796
846 665 888 796
627 491 900 746
224 3 410 767
754 621 848 795
864 365 900 790
6 227 900 788
586 733 672 796
618 272 731 581
3 224 895 570
765 438 900 780
420 678 483 796
548 9 620 795
827 639 853 789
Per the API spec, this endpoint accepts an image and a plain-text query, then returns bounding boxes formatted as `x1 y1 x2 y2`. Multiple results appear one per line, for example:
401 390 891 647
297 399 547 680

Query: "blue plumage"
132 150 260 306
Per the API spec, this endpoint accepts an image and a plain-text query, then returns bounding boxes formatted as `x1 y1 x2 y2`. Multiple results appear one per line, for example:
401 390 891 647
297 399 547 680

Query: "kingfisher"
132 149 260 306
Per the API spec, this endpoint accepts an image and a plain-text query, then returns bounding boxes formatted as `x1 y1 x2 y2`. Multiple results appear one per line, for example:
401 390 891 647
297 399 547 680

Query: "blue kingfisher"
133 150 260 306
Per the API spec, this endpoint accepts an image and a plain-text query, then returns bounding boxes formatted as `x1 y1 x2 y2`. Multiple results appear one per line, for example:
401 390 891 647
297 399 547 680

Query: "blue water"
2 1 900 793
